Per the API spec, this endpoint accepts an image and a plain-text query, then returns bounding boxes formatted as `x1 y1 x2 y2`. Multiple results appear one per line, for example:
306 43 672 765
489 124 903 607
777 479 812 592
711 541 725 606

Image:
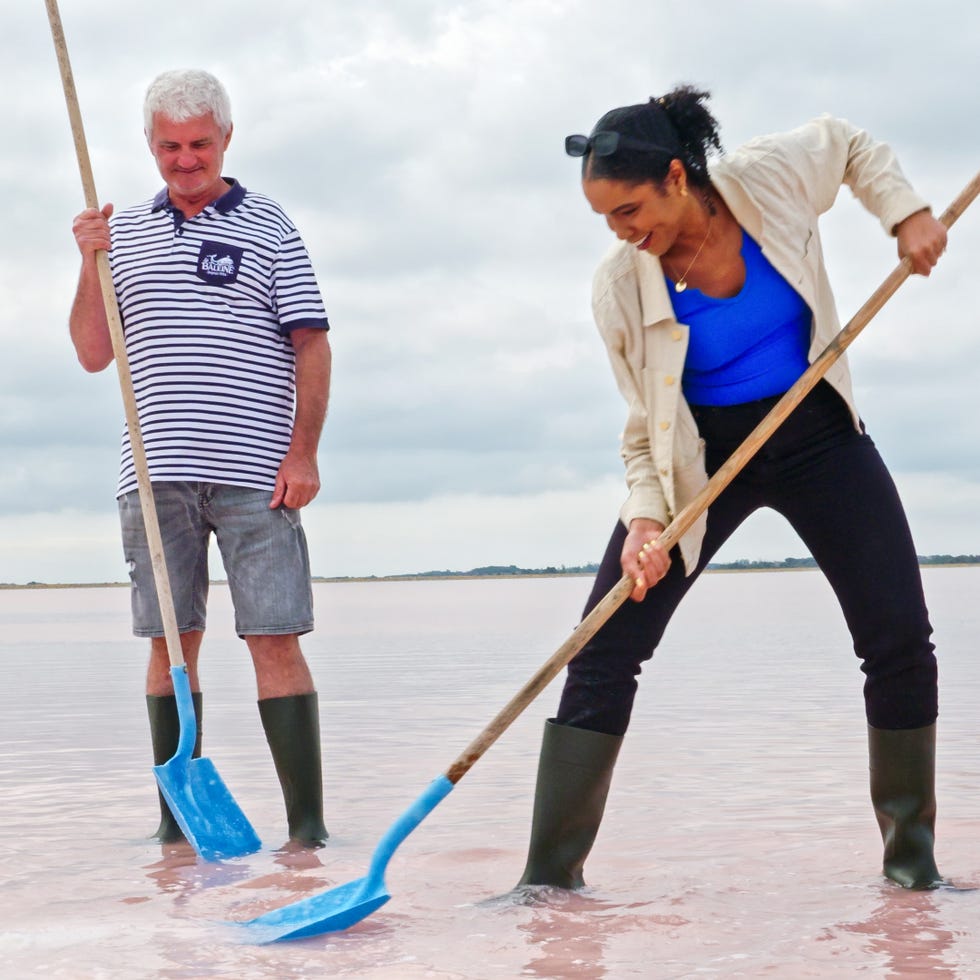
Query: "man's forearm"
69 257 115 373
290 330 331 456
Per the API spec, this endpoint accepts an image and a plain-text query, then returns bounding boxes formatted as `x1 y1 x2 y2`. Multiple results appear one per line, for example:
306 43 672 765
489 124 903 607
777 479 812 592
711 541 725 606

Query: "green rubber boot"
258 692 329 846
517 719 623 888
868 723 943 889
146 692 202 843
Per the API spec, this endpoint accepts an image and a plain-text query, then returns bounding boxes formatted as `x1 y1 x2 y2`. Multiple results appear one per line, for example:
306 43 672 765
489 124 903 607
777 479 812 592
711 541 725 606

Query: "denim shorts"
119 482 315 638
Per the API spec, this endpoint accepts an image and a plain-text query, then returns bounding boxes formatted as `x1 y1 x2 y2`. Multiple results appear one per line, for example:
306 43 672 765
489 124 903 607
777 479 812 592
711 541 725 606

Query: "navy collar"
151 177 246 215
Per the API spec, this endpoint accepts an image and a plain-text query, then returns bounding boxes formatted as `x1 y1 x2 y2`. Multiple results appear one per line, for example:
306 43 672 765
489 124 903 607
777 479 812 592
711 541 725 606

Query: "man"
69 69 331 846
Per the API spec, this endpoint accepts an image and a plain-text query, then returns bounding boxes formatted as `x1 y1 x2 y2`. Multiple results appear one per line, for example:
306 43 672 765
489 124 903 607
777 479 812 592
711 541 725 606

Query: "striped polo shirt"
108 179 329 497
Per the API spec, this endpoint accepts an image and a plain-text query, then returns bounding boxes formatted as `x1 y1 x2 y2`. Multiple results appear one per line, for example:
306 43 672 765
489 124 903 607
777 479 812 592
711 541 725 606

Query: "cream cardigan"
590 115 929 573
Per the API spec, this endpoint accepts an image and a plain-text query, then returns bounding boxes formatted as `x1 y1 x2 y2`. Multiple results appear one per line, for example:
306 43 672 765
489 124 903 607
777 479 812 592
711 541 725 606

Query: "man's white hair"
143 69 232 136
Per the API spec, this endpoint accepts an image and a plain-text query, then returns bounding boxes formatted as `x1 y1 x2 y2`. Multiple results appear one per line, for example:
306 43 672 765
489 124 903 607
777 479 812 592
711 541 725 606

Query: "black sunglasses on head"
564 131 676 158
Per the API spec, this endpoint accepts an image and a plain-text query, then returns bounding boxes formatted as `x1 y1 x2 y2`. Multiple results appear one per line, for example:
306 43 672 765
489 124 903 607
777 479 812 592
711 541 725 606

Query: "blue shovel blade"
239 876 392 944
155 665 261 862
235 775 454 943
155 756 262 862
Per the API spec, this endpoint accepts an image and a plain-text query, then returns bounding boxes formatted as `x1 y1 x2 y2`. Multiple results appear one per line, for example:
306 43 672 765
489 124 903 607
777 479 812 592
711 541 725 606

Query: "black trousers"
556 382 938 736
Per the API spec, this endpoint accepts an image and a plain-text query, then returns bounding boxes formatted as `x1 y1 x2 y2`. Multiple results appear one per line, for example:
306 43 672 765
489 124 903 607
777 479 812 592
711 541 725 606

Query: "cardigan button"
659 421 671 431
664 375 676 386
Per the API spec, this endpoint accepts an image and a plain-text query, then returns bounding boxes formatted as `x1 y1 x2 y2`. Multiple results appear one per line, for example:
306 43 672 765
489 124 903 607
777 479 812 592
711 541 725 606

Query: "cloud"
3 0 979 583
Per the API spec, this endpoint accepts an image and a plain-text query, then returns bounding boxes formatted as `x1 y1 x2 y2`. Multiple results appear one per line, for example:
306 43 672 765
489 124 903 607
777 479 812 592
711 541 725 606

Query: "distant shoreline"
3 557 978 590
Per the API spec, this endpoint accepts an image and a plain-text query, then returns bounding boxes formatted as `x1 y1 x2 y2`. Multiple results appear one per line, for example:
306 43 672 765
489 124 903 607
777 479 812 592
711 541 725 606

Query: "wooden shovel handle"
445 170 980 785
46 0 185 669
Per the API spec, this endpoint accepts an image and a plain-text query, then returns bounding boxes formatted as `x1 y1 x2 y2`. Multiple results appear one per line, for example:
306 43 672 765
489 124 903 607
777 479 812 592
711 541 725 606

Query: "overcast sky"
3 0 979 584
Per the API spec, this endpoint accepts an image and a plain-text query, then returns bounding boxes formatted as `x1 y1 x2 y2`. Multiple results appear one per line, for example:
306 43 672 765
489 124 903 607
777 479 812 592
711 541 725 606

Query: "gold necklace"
667 214 712 293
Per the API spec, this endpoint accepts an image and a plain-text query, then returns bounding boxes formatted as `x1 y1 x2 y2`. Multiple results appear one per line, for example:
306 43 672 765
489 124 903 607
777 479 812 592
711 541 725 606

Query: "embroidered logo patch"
196 241 244 284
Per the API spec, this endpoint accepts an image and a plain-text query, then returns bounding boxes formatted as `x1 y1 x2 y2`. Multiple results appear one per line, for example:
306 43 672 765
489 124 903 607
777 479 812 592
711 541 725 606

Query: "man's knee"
246 634 314 699
245 632 304 660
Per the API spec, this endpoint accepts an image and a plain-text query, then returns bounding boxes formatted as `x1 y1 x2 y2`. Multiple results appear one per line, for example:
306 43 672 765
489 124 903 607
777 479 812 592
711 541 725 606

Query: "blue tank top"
669 230 811 406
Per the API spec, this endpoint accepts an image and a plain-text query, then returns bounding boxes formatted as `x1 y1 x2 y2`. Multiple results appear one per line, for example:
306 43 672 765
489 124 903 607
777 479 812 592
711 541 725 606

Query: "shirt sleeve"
273 229 330 333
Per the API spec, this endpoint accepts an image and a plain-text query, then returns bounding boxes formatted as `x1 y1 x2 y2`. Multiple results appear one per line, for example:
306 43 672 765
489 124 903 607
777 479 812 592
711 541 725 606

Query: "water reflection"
214 843 333 925
503 885 691 979
521 917 609 977
143 842 253 898
2 575 979 978
833 888 960 978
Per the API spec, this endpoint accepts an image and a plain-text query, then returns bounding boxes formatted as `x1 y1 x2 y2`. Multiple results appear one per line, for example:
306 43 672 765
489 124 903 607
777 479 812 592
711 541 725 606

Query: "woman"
518 86 949 892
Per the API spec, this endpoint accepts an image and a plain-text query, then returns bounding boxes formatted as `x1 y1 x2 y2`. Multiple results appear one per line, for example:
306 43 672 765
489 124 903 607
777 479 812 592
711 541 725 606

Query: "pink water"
1 570 978 978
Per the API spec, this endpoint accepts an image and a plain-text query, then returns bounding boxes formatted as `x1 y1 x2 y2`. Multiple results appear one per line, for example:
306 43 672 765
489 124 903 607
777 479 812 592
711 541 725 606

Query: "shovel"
45 0 261 862
235 170 979 942
154 666 261 861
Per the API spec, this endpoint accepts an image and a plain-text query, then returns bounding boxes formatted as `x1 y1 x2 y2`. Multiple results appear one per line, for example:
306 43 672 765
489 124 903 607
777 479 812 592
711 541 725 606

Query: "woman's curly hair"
582 84 723 189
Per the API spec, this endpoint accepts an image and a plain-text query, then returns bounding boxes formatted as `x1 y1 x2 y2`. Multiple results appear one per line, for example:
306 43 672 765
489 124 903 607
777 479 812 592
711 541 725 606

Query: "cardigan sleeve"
738 115 931 236
592 262 672 530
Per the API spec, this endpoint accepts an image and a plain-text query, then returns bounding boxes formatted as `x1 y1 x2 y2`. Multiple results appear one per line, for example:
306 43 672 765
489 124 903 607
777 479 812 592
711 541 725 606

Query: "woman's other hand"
895 209 947 276
622 518 671 602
